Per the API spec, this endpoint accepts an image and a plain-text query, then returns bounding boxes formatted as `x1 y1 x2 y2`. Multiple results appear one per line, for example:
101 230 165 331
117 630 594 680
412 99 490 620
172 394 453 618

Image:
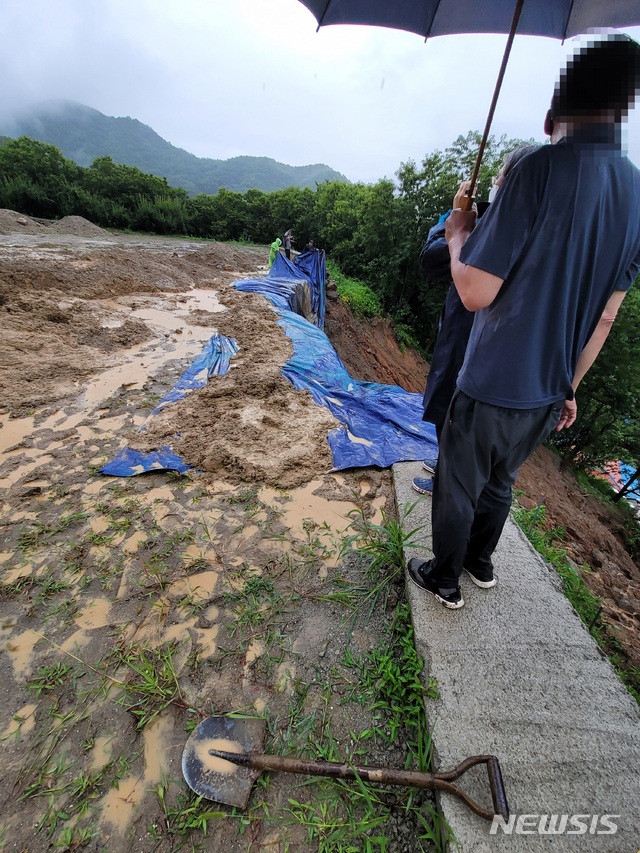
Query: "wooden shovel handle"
209 749 509 822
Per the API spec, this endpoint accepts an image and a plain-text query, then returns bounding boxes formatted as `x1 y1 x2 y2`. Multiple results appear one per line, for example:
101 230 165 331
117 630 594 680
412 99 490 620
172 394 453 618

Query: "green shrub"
326 258 382 318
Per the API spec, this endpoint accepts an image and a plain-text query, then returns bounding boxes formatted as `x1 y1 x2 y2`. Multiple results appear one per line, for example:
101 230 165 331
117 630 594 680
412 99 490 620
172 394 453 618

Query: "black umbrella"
298 0 640 205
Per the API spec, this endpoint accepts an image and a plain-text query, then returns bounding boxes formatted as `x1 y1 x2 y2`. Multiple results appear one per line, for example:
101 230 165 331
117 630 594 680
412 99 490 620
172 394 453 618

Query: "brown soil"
516 446 640 672
0 223 267 416
131 287 338 488
324 296 428 393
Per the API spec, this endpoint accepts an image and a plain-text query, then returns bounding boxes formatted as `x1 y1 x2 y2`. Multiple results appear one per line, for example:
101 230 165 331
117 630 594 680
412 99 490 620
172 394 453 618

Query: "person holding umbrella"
413 143 540 496
408 34 640 609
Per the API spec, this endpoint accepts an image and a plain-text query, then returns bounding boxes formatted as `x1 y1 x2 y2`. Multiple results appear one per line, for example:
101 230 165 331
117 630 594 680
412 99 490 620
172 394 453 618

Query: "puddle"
98 712 172 834
281 479 356 547
60 629 91 654
142 712 173 786
122 531 147 553
90 517 110 534
6 629 43 680
346 430 373 447
182 289 225 314
74 598 111 630
2 702 38 739
195 625 219 657
83 338 207 405
245 640 264 667
0 454 54 489
4 563 35 584
190 736 243 776
0 414 34 454
90 735 113 770
163 618 197 645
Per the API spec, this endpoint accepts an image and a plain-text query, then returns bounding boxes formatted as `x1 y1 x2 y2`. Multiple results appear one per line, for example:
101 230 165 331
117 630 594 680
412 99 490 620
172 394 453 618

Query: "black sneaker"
407 558 464 609
464 564 497 589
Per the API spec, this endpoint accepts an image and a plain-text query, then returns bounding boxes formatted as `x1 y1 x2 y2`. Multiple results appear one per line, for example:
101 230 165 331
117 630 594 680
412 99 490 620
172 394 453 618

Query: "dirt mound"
49 215 109 237
516 446 640 669
130 288 338 488
324 295 429 393
0 209 49 235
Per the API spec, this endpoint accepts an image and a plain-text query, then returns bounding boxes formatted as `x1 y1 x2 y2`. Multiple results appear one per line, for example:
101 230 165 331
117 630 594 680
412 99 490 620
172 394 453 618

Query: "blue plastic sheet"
236 250 326 329
276 309 437 469
102 249 437 477
101 333 238 477
620 463 640 498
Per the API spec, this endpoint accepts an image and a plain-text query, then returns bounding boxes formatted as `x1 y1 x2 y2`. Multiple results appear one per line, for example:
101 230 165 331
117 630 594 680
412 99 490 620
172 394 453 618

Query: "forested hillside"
0 101 347 194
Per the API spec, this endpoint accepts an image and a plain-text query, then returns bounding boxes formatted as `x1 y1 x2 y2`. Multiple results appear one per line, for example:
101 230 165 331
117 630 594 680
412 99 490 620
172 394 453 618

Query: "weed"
27 663 74 696
513 502 640 704
53 824 97 848
330 500 428 637
342 604 438 751
224 574 288 638
151 779 224 841
114 642 183 728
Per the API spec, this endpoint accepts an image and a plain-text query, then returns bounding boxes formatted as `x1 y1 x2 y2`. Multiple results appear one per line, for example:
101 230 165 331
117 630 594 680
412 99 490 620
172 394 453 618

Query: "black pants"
285 248 291 260
430 391 563 587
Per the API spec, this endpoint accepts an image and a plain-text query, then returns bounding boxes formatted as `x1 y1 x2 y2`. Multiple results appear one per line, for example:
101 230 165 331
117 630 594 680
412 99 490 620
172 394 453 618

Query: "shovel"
182 716 509 822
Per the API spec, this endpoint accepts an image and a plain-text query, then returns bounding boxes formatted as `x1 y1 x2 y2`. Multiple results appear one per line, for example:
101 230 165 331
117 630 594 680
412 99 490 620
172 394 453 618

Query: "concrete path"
393 461 640 852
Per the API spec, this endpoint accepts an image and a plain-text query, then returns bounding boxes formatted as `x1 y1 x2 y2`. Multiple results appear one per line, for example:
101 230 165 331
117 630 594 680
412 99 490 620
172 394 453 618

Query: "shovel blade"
182 716 266 809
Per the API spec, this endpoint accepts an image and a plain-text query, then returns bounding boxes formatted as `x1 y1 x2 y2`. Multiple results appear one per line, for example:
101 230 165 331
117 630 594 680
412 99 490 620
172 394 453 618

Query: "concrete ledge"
393 461 640 852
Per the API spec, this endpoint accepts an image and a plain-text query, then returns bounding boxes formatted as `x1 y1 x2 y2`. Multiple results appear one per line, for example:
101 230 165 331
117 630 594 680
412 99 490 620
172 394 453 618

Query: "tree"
549 282 640 467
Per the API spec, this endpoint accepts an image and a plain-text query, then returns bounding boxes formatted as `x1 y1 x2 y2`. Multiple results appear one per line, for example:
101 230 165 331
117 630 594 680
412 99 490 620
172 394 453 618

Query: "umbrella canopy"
299 1 640 41
299 0 640 205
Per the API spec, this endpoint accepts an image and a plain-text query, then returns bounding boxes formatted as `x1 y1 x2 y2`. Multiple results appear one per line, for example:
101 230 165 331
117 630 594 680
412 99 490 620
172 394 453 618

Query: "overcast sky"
3 0 640 184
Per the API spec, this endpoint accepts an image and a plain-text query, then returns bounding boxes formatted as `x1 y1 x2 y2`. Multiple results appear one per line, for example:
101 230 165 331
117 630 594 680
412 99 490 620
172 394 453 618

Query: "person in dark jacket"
413 145 540 496
409 34 640 610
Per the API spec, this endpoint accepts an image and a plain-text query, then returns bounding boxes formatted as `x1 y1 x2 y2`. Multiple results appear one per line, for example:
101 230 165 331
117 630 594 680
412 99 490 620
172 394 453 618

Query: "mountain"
0 101 348 195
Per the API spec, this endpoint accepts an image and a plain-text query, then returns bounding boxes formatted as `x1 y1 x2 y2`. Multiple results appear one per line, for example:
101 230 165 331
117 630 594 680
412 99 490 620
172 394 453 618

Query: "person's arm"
555 289 627 431
445 210 505 310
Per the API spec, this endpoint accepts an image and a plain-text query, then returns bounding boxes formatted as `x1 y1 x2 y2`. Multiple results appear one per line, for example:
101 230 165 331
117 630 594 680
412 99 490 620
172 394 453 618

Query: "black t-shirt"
458 126 640 408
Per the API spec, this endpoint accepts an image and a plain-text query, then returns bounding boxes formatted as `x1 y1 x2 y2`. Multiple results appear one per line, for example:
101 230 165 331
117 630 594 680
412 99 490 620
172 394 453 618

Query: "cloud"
1 0 640 182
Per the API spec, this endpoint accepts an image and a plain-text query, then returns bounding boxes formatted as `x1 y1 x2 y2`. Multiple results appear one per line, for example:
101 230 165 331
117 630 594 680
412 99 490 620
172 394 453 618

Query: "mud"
0 223 436 852
129 287 338 488
324 294 429 393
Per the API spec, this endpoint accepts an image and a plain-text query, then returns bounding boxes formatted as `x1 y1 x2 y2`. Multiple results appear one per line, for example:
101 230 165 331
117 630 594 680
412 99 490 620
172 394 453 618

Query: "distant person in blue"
408 34 640 610
413 144 539 496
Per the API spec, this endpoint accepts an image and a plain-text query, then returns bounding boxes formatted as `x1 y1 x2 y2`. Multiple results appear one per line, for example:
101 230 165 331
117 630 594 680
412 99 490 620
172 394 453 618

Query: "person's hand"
555 399 577 431
445 209 477 244
453 180 477 210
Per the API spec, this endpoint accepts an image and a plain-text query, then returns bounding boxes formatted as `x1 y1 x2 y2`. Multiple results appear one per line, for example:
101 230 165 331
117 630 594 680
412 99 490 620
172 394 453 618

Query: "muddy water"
192 736 244 776
5 629 43 681
98 712 173 835
1 702 38 739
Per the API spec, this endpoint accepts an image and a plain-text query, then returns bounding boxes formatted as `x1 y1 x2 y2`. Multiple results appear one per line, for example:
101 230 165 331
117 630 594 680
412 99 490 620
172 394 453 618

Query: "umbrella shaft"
463 0 526 209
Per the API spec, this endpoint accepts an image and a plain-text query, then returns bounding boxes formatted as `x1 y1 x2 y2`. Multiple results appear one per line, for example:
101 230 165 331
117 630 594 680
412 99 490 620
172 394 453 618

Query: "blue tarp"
236 250 326 329
620 463 640 498
101 333 238 476
102 248 438 477
276 309 437 469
